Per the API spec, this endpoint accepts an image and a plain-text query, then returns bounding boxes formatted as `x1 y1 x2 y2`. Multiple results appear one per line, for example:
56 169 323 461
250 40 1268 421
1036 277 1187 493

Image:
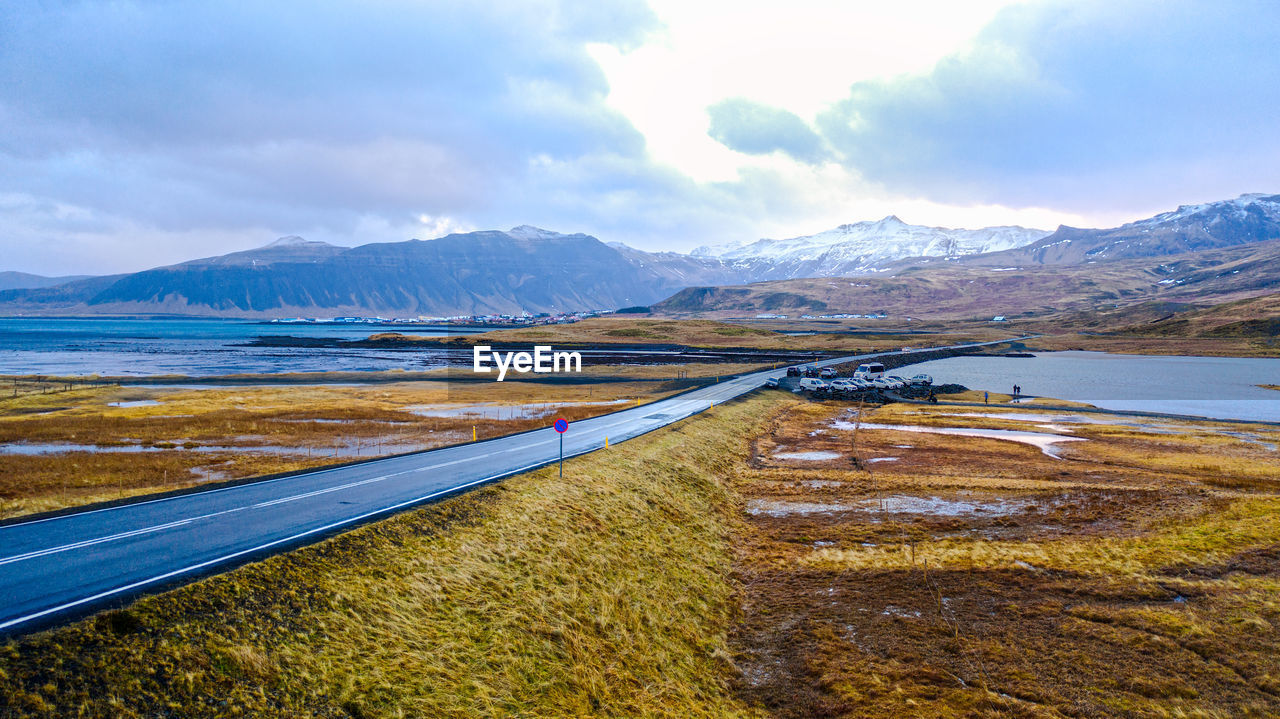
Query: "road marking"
0 506 247 566
0 459 548 632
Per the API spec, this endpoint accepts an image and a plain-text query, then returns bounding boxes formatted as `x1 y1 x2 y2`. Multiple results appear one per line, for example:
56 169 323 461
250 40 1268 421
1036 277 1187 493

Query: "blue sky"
1 0 1277 274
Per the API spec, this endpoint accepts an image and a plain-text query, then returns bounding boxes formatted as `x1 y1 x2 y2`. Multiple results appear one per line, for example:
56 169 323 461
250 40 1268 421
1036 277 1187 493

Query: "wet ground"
729 399 1280 717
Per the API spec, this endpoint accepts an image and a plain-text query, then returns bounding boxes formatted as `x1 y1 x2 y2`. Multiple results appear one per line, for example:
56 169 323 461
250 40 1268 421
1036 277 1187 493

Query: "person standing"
984 391 989 404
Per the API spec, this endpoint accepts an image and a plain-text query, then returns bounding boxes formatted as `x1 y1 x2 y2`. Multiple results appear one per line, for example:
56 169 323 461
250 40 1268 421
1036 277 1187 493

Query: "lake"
0 317 473 376
905 351 1280 423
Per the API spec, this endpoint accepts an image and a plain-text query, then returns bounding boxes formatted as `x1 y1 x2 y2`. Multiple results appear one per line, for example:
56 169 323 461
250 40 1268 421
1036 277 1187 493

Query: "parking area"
770 363 966 403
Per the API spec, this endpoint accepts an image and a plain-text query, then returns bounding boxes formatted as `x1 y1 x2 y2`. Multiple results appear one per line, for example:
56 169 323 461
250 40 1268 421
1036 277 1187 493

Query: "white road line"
0 506 246 566
0 400 716 566
0 378 766 532
0 459 547 632
252 474 394 508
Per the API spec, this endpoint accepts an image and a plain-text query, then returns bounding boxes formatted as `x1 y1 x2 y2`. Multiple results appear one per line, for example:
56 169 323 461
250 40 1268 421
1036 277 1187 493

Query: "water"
0 317 478 376
831 420 1084 458
905 351 1280 422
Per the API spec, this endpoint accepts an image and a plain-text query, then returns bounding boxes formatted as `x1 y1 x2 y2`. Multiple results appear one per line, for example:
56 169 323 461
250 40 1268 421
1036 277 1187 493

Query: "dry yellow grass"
0 396 778 718
0 379 686 519
729 396 1280 717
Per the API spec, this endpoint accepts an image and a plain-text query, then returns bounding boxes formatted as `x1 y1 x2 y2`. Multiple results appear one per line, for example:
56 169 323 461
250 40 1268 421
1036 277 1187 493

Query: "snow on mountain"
506 225 577 241
264 235 312 247
965 193 1280 266
692 216 1049 279
1129 193 1280 229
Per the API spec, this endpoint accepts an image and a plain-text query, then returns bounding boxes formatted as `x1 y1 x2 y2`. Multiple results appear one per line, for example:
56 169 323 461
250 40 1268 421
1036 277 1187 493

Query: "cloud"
811 0 1280 212
707 98 828 163
0 0 1275 276
0 0 664 271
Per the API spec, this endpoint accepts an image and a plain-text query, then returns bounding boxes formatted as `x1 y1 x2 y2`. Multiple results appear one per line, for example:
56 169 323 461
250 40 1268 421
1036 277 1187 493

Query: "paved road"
0 340 1008 635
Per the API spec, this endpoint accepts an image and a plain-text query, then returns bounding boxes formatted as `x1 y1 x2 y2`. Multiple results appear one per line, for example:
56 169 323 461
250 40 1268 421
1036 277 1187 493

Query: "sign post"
553 417 569 477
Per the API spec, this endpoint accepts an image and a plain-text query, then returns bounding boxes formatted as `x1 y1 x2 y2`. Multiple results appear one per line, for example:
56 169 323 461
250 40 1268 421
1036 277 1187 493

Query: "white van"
798 377 827 391
851 362 886 381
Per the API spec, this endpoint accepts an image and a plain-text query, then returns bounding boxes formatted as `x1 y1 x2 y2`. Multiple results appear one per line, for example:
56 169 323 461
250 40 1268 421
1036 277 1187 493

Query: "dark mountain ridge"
0 227 746 317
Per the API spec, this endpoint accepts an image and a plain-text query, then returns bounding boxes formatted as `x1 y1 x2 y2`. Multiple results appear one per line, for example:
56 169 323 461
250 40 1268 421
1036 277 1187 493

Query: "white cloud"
0 0 1272 275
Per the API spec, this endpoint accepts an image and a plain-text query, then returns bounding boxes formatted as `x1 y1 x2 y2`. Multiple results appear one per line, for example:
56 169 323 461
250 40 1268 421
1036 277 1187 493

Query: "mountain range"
692 216 1050 280
0 193 1276 318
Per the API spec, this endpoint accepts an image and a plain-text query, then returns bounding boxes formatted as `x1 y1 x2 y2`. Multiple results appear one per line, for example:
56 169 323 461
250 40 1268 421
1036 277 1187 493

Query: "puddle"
1218 431 1278 452
406 399 630 420
831 420 1084 458
274 418 414 425
801 479 845 488
881 606 922 618
865 457 898 463
857 494 1043 517
747 500 853 517
189 463 233 483
773 450 842 461
107 400 160 408
939 411 1279 451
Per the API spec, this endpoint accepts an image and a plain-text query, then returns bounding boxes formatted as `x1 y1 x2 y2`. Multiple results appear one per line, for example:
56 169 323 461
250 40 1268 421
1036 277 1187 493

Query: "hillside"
655 238 1280 326
0 271 95 291
966 193 1280 266
1120 292 1280 339
0 228 745 318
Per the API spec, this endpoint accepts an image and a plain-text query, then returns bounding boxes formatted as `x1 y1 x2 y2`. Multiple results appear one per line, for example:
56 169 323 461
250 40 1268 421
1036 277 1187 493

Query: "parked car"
885 375 909 387
786 366 801 377
765 377 779 388
828 378 855 391
798 377 827 392
908 373 933 386
803 366 820 378
819 367 838 379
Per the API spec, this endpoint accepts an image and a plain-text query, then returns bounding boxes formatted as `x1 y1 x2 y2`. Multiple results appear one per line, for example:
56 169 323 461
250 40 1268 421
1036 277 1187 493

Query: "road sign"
553 417 568 476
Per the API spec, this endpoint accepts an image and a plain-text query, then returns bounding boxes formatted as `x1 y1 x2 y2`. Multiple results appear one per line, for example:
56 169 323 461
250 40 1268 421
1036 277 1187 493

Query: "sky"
1 0 1277 275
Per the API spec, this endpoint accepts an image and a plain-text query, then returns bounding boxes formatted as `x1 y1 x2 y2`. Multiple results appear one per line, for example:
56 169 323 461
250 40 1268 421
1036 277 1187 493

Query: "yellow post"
605 436 609 448
472 425 476 441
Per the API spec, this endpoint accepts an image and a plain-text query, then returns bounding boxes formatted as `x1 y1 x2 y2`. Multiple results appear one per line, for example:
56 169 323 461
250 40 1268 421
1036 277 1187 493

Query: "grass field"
0 395 773 718
0 379 684 519
731 397 1280 717
4 391 1278 717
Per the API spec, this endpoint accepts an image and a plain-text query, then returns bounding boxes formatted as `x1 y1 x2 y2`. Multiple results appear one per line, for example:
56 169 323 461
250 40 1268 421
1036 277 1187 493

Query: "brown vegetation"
0 379 681 518
0 394 772 718
729 398 1280 717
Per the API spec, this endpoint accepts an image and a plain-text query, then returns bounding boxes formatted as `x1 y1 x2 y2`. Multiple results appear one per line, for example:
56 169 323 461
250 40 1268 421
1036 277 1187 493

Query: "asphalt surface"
0 340 1007 635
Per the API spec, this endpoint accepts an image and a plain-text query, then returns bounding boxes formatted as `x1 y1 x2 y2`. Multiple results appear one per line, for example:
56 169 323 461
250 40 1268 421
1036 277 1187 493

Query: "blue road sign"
553 417 569 433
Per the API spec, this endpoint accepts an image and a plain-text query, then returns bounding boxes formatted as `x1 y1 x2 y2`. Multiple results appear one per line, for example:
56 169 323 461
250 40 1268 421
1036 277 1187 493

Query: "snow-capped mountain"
690 216 1050 280
971 193 1280 266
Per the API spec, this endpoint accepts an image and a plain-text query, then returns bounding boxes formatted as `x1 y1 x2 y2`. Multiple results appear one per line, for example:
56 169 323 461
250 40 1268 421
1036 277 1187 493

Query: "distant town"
267 309 616 327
